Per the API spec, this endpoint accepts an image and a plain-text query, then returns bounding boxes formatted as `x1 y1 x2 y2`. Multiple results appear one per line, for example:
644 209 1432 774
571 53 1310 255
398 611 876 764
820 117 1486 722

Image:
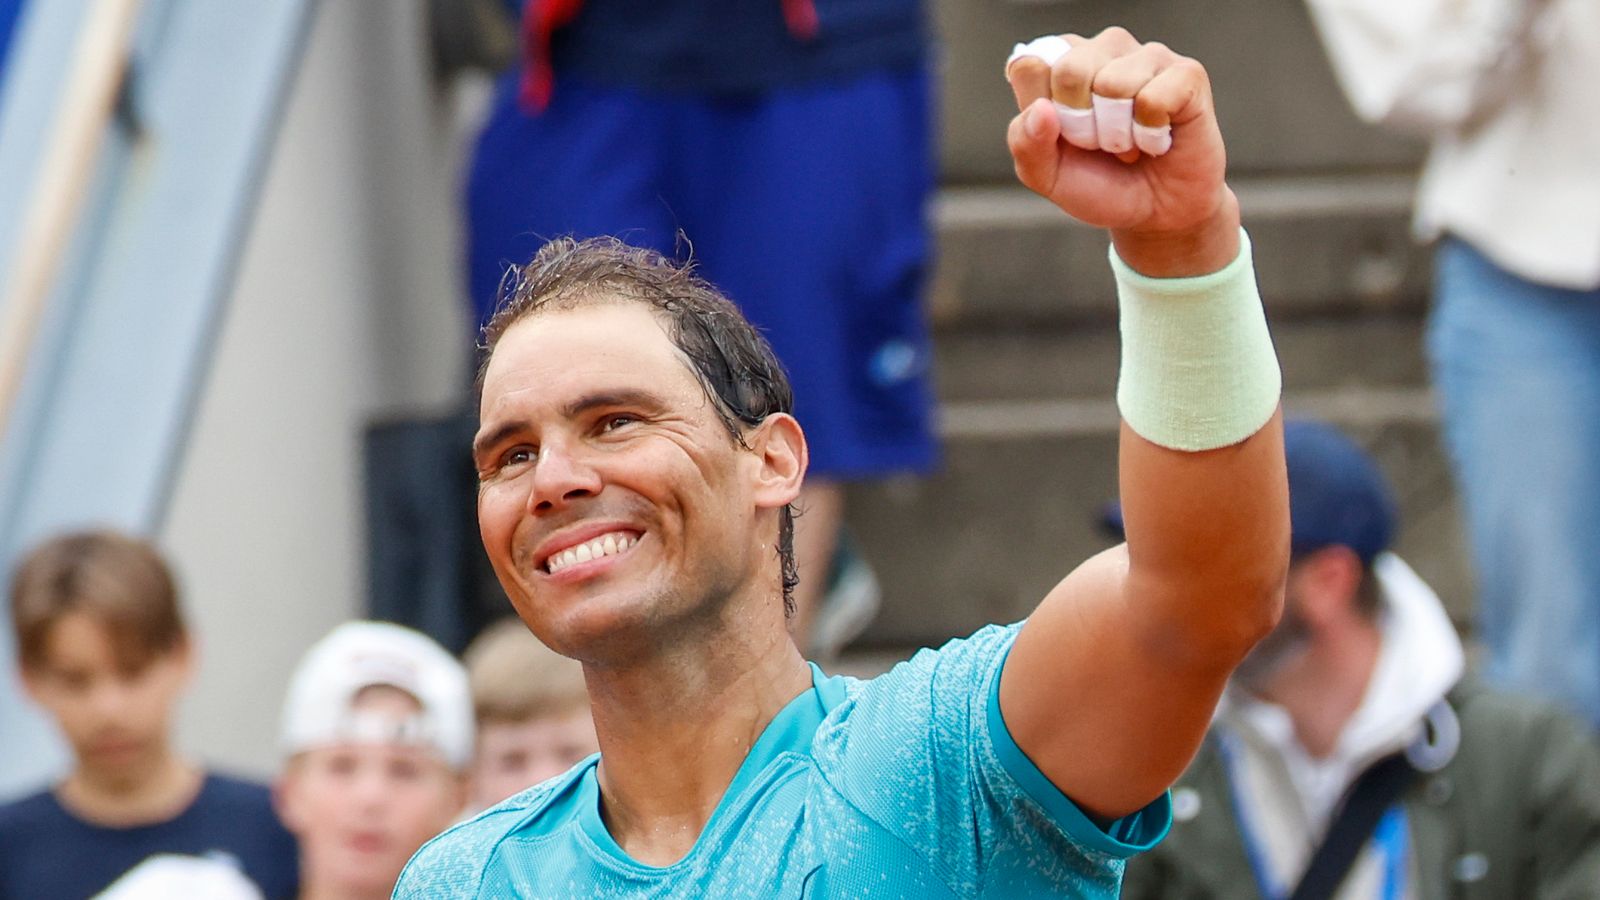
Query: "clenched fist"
1005 27 1240 277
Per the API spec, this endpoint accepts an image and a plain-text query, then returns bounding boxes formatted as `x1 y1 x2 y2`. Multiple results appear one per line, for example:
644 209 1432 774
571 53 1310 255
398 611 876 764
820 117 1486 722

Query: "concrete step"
847 316 1473 651
932 311 1432 404
930 177 1428 327
846 162 1466 653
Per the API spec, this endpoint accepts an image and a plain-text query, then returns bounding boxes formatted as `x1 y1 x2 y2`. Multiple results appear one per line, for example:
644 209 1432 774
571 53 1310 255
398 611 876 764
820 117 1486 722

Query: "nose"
90 678 131 722
526 440 602 513
352 765 391 809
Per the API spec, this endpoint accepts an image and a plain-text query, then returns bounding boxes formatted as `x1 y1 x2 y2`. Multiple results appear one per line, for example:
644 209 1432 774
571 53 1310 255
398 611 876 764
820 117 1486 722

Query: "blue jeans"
1428 238 1600 727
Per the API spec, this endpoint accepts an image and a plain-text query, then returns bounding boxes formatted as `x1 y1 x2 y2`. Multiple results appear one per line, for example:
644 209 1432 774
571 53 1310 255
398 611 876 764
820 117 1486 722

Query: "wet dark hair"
479 236 800 615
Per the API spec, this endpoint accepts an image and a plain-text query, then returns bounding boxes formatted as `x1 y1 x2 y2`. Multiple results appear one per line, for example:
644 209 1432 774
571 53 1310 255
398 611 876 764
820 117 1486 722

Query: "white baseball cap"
95 854 262 900
280 621 473 769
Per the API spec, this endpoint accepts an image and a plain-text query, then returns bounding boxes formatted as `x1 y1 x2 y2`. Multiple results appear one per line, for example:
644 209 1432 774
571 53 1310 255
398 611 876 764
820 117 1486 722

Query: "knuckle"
1174 57 1209 82
1090 60 1137 97
1052 54 1095 90
1007 56 1048 82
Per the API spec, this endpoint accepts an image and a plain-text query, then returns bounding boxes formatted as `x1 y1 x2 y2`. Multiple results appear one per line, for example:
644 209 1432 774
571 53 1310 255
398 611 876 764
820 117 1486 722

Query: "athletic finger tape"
1133 122 1173 157
1054 102 1099 150
1092 95 1135 154
1006 35 1072 74
1111 229 1281 451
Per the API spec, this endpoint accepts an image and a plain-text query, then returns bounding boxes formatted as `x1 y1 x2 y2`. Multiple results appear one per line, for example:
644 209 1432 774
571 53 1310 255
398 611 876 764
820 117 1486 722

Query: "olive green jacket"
1122 684 1600 899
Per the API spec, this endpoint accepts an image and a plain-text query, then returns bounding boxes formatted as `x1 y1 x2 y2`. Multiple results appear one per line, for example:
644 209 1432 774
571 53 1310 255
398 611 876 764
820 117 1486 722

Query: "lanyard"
1218 733 1409 900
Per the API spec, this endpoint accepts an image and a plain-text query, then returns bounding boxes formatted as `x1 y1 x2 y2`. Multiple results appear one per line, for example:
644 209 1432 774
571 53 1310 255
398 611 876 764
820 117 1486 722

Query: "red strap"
518 0 585 113
781 0 819 40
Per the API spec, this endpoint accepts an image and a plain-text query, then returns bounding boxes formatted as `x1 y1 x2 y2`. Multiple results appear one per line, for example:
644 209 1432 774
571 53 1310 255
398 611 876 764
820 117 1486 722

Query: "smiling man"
397 26 1288 898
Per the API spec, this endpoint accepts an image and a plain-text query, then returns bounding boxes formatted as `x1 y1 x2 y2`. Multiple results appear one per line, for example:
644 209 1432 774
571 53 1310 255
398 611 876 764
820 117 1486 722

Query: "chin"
529 585 707 664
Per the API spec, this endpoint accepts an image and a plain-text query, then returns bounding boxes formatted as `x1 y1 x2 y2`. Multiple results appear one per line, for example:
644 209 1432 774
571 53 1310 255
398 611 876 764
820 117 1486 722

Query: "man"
398 27 1289 896
0 530 297 900
274 621 471 900
1120 421 1600 898
462 617 598 814
1303 0 1600 728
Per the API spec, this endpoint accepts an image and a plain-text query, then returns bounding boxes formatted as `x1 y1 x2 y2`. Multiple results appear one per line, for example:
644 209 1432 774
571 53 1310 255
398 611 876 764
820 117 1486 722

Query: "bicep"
1000 548 1235 821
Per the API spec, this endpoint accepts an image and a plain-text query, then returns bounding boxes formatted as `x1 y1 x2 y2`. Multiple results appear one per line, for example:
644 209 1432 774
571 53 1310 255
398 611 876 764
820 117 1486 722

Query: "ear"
1291 546 1365 627
747 413 807 511
171 633 197 686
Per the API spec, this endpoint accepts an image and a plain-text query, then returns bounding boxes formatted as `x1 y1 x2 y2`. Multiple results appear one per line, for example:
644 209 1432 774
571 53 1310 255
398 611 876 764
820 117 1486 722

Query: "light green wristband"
1111 229 1281 452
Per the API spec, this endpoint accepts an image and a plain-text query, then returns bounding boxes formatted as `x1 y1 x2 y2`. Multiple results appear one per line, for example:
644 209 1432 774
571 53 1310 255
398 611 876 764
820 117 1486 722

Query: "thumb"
1007 98 1061 197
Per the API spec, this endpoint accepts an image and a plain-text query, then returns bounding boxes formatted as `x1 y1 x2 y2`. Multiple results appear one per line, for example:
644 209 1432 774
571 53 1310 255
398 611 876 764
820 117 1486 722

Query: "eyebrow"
472 388 670 461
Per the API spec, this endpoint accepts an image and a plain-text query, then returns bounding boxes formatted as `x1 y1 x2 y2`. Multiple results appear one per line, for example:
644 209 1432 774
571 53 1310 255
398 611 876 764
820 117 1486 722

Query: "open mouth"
544 531 639 575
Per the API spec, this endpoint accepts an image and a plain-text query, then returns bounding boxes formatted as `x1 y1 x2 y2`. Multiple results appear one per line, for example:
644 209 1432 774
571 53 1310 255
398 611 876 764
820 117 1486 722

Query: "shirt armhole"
983 641 1173 858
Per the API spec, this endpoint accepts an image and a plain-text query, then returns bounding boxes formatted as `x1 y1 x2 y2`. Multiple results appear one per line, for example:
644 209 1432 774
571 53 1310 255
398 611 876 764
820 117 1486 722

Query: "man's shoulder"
0 787 61 832
395 763 590 897
845 623 1020 699
181 772 283 830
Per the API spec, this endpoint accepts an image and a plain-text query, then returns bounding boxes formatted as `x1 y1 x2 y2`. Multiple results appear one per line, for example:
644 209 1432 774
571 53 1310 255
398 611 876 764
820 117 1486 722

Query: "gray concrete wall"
160 0 474 780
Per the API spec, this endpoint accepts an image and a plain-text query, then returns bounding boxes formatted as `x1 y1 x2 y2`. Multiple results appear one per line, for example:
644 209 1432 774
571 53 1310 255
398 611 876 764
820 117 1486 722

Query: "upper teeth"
546 532 634 574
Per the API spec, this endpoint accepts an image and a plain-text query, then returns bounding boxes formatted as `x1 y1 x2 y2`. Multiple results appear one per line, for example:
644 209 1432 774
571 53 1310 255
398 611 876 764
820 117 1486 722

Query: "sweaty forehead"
482 304 693 396
470 301 704 416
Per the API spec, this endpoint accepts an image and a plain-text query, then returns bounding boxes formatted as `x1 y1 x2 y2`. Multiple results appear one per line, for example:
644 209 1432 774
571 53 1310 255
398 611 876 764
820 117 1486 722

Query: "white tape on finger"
1092 95 1135 154
1054 102 1099 150
1133 122 1173 156
1006 35 1072 73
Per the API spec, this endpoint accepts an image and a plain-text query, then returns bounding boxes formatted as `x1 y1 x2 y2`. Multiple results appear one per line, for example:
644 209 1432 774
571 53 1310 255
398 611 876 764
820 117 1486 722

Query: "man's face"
276 689 464 895
22 612 190 781
470 708 599 811
473 303 780 657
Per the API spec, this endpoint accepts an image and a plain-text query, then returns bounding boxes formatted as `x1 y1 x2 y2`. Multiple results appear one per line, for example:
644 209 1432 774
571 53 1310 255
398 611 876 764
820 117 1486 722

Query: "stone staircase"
843 0 1474 653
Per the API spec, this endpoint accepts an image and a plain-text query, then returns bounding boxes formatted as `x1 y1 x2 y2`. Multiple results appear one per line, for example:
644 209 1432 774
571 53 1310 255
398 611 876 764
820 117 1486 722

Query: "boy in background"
0 530 297 899
274 620 470 900
462 617 597 814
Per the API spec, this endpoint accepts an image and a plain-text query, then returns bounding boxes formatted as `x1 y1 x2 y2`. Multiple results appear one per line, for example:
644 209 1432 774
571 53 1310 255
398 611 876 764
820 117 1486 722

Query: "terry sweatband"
1112 229 1281 451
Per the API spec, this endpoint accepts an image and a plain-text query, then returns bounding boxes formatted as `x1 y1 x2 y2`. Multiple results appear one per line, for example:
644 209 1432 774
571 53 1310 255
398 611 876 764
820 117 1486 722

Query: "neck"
57 747 202 827
1256 617 1383 759
585 595 810 866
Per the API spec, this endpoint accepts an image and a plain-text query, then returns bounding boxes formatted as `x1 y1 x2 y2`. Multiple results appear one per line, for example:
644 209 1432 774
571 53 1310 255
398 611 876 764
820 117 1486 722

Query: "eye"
388 756 424 781
601 413 637 432
498 446 537 470
325 751 359 777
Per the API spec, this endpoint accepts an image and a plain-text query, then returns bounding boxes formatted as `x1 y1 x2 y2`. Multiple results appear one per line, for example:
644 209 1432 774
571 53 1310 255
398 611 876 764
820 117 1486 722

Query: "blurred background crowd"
0 0 1594 897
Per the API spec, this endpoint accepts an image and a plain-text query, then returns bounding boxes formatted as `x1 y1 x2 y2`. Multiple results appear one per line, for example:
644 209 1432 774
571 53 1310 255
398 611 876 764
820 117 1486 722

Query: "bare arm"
998 28 1289 821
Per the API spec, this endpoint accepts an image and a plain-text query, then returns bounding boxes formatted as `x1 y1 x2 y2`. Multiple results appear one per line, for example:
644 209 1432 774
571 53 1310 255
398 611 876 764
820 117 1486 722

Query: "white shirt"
1305 0 1600 289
